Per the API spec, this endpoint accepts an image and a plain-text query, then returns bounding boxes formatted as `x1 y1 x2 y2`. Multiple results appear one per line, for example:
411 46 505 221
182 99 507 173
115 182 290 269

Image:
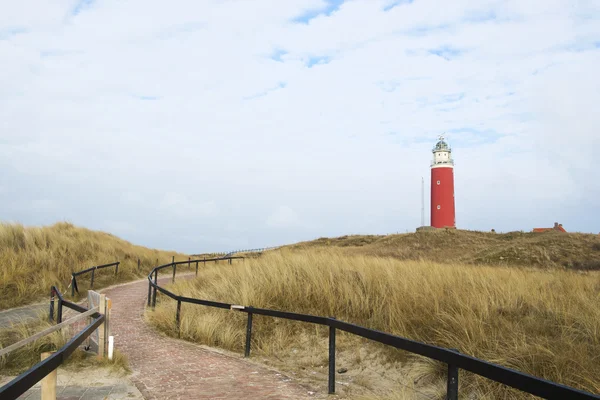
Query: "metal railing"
0 286 104 400
192 247 279 258
147 257 600 400
223 247 280 256
70 262 120 297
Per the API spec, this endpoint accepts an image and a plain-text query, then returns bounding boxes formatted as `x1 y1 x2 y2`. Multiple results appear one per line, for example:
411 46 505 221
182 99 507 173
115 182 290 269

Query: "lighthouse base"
416 226 457 232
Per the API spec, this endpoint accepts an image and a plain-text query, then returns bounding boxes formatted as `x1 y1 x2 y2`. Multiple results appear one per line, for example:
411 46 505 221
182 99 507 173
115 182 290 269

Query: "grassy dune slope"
289 229 600 269
0 222 183 310
148 246 600 399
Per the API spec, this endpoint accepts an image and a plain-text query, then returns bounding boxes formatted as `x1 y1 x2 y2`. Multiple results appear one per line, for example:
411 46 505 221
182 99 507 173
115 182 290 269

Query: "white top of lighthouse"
431 135 454 167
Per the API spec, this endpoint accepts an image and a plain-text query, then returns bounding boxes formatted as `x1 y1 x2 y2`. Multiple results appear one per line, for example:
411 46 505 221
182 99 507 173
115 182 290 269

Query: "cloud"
266 206 302 228
0 0 599 252
0 27 28 40
160 192 219 219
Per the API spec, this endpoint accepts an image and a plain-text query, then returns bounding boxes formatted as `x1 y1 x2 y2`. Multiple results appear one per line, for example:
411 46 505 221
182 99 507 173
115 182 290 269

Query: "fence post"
71 274 76 297
176 300 182 337
90 267 95 289
328 319 336 394
188 257 191 269
40 351 57 400
203 256 206 268
98 293 106 358
152 270 158 308
115 262 119 276
447 350 459 400
195 261 199 276
172 256 176 283
229 258 232 265
49 288 55 322
147 279 152 307
245 308 253 357
57 298 63 324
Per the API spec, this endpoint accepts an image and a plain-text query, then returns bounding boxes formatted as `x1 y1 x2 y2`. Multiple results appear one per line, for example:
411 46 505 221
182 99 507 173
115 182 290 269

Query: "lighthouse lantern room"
430 135 456 228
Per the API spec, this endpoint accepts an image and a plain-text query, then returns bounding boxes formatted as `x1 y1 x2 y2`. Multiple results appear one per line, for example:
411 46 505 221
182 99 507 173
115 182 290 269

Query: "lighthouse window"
437 180 440 185
437 205 441 210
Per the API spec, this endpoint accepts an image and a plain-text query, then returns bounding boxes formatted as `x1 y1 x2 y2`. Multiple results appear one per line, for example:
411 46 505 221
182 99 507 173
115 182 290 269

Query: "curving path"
101 276 316 400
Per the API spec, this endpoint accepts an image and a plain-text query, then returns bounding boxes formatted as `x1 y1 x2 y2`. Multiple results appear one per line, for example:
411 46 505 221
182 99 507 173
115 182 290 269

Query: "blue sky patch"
270 49 288 62
383 0 414 12
306 55 331 67
428 45 463 60
292 0 344 24
72 0 94 16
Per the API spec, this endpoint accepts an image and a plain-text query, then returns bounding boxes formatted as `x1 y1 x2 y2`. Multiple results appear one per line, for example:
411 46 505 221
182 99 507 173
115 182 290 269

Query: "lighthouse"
430 135 456 228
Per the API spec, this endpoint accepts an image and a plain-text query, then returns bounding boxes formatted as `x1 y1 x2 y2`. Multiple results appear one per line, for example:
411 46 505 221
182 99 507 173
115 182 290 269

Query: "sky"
1 0 599 253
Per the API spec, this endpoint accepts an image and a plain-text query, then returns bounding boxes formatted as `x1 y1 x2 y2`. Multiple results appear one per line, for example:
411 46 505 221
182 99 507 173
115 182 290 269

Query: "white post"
108 336 114 360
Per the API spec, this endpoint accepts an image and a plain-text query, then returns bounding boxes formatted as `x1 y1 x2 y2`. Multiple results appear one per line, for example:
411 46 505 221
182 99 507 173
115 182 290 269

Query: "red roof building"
532 222 567 233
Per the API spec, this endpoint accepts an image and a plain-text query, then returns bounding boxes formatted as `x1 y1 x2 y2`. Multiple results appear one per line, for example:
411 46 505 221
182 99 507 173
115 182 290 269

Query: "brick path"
102 277 317 399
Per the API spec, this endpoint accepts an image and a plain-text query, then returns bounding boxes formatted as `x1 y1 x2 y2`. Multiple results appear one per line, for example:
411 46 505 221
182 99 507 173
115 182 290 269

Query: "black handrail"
70 261 120 296
0 286 104 400
147 258 600 400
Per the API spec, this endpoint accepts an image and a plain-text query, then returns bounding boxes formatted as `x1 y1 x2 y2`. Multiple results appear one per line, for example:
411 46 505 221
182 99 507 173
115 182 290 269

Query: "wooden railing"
0 287 104 400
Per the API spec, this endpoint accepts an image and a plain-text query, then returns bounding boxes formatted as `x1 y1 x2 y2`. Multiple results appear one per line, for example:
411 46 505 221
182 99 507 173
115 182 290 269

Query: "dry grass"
0 314 129 375
147 248 600 399
0 222 183 310
289 229 600 269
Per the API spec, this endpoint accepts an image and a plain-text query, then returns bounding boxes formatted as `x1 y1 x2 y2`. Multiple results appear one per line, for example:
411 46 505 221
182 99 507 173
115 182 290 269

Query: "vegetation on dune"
147 249 600 399
0 313 130 375
3 221 600 397
289 229 600 269
0 222 183 310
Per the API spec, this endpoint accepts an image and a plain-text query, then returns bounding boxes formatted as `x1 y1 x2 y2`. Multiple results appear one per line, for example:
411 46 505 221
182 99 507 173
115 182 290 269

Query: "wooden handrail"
0 307 99 357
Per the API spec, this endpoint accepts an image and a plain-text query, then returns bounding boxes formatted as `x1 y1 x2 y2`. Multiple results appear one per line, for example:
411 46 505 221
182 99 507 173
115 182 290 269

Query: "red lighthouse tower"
430 135 456 228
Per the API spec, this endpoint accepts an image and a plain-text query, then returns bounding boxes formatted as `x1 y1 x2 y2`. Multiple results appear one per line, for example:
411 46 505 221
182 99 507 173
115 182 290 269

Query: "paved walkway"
0 303 47 327
102 277 317 399
6 370 144 400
